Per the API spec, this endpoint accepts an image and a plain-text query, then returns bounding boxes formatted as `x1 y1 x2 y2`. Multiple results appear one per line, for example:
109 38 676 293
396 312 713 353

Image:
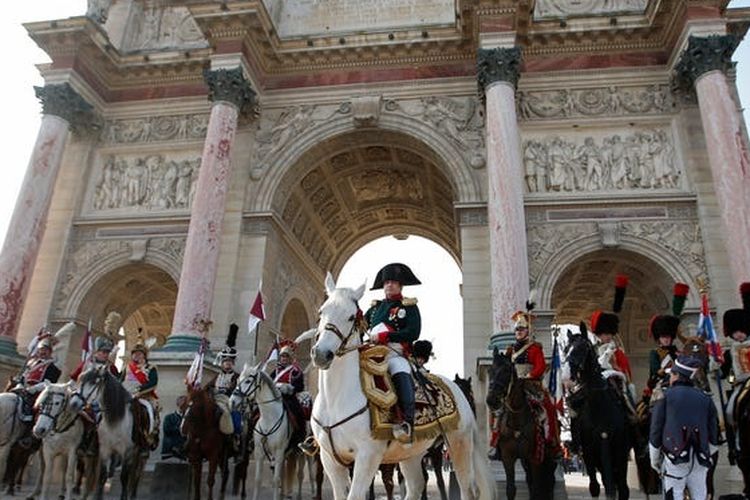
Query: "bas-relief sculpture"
522 129 680 194
349 170 424 202
102 114 209 144
124 6 207 52
92 154 201 211
517 84 673 120
534 0 648 19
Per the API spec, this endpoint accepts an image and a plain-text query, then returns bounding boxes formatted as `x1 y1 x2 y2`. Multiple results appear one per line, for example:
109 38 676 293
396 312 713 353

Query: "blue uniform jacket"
649 381 719 467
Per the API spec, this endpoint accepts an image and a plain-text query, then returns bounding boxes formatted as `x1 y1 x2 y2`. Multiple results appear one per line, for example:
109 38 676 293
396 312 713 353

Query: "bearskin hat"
591 274 628 335
649 315 680 340
370 263 421 290
217 323 239 362
723 282 750 337
412 340 433 361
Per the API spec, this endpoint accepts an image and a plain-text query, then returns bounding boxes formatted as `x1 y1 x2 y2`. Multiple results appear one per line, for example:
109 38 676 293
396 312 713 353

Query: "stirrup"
298 436 319 457
393 422 413 444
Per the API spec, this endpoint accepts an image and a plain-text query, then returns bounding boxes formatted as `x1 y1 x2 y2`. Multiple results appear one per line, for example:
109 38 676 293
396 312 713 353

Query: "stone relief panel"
534 0 647 19
384 96 486 169
101 114 209 144
522 128 683 194
52 237 185 316
517 84 674 121
123 6 208 52
349 169 424 202
90 153 201 212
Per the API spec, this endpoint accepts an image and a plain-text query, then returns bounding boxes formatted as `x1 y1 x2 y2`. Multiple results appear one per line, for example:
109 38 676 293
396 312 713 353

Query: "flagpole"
253 322 260 361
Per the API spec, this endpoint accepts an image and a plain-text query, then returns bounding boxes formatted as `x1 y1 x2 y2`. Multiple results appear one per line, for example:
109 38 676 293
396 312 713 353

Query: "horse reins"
312 404 368 467
38 391 79 434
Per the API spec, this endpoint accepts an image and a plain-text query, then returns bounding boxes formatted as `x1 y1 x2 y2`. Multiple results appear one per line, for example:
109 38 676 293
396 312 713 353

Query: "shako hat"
591 274 628 335
649 282 689 341
370 263 421 290
723 282 750 337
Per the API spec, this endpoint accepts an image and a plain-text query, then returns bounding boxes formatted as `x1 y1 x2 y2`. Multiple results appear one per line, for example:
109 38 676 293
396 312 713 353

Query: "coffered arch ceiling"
551 248 674 351
272 130 459 274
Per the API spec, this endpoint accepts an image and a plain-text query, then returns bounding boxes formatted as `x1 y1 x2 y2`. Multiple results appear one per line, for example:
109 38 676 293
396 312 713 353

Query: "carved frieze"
123 6 207 52
91 153 201 212
384 96 486 169
102 114 209 144
534 0 647 19
517 84 674 120
522 128 682 194
349 169 424 202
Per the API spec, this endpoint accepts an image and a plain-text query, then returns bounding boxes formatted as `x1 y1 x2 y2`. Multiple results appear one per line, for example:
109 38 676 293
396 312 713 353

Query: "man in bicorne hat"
206 324 241 437
488 310 560 460
650 354 718 499
365 262 421 444
721 282 750 469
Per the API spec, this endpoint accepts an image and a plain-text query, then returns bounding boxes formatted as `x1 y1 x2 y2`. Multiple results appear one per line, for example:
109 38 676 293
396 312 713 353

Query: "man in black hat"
365 262 421 444
646 315 680 397
649 354 718 499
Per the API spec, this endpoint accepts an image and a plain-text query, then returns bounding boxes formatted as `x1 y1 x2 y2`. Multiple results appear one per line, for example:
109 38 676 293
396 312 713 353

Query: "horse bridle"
71 372 104 409
233 372 280 405
316 304 365 358
38 390 77 432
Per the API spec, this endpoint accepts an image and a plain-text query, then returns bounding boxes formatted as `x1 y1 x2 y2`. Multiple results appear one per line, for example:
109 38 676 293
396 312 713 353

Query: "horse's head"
304 272 366 370
562 326 596 385
70 364 108 412
231 363 261 409
682 336 709 367
454 374 476 415
33 380 75 438
486 347 514 411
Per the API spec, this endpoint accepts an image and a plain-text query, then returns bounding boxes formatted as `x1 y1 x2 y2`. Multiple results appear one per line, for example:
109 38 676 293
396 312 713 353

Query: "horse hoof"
589 482 600 497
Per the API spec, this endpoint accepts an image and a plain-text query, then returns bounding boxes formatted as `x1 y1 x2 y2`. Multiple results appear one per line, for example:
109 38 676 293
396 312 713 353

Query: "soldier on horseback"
270 340 312 453
206 324 241 441
721 282 750 468
365 262 422 444
488 310 561 460
11 332 61 422
121 332 159 457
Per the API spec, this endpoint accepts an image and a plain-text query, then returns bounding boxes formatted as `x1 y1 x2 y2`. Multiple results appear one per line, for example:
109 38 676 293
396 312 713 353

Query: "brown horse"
487 348 557 500
182 386 230 500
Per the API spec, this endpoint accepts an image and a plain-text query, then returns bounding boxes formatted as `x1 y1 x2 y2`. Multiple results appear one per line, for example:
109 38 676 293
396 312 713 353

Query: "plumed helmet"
94 336 115 352
670 354 701 380
511 311 532 330
370 263 421 290
412 340 433 360
218 323 239 362
37 337 55 350
279 340 296 357
649 315 680 341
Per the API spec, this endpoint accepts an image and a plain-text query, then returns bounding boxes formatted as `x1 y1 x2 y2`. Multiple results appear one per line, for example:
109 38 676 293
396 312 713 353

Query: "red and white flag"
247 288 266 334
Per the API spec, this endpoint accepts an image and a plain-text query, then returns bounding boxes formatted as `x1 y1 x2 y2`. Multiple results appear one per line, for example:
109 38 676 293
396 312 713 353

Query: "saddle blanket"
359 345 459 441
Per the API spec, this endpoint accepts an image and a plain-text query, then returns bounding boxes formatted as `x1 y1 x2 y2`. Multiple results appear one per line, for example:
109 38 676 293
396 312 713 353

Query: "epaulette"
371 299 382 307
402 297 418 306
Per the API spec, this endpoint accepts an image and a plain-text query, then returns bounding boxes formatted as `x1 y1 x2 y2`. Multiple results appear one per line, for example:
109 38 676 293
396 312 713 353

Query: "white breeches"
662 459 707 500
138 399 155 434
385 343 411 375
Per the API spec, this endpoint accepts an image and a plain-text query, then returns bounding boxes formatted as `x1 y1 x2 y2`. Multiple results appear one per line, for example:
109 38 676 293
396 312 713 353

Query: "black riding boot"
392 372 415 443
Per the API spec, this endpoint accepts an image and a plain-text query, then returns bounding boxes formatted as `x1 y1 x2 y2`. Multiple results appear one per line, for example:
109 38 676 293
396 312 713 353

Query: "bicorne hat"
370 263 422 290
412 340 434 361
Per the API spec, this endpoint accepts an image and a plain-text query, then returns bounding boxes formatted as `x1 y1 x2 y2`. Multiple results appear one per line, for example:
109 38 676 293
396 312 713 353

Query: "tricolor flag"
697 292 724 364
548 332 563 404
81 319 93 362
247 288 266 334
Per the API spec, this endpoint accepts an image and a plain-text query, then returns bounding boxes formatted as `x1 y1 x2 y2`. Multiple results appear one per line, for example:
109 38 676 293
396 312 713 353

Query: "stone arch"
536 234 701 312
278 296 313 338
251 109 483 211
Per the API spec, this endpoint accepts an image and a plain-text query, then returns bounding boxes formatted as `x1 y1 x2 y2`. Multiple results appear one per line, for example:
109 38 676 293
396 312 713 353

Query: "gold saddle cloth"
359 345 459 441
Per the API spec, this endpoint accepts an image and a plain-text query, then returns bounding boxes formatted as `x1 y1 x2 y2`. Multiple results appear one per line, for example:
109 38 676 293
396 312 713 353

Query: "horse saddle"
359 345 459 442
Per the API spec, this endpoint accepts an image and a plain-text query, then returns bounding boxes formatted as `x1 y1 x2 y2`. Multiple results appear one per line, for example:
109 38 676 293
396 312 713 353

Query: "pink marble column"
168 68 255 349
0 84 93 353
478 47 529 333
676 35 750 283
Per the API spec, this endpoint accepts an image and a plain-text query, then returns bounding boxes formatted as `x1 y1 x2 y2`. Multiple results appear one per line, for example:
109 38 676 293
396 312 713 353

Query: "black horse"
486 348 557 500
563 328 631 500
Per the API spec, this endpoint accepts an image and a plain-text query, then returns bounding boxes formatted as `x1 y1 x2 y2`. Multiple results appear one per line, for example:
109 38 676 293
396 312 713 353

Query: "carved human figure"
548 138 567 191
125 159 147 206
623 135 642 188
262 106 314 159
162 161 179 208
608 135 628 189
523 141 548 192
175 160 193 207
654 130 678 188
94 156 117 209
578 138 604 190
607 86 621 114
423 97 462 143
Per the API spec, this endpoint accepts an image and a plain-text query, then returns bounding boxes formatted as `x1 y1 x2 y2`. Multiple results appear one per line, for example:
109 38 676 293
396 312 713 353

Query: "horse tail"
471 422 496 500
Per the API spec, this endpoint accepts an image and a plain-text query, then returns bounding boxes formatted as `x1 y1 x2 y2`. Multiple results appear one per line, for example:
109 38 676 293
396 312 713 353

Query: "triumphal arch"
1 0 749 434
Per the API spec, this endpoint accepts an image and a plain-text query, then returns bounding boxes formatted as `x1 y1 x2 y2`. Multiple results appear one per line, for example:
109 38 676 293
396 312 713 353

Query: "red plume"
672 283 689 316
590 310 602 333
613 274 628 313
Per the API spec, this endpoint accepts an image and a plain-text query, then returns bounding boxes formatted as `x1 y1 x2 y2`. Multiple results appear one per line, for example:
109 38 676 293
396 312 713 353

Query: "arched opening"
551 248 678 386
279 298 312 364
77 263 177 353
337 235 464 376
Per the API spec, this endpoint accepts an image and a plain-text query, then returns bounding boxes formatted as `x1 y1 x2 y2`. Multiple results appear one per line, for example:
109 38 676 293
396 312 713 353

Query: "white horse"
231 365 298 500
70 365 145 500
29 381 85 500
296 273 495 500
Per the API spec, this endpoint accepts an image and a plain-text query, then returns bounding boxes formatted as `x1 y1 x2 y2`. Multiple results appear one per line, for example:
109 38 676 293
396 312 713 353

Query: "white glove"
649 444 663 473
278 383 294 396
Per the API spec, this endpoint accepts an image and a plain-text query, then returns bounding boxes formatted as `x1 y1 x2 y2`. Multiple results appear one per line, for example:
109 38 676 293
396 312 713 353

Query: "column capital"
203 67 256 112
674 34 739 87
34 83 98 133
477 47 522 94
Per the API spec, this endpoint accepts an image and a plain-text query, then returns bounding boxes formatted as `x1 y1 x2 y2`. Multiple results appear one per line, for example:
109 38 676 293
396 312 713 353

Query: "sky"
1 1 749 377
